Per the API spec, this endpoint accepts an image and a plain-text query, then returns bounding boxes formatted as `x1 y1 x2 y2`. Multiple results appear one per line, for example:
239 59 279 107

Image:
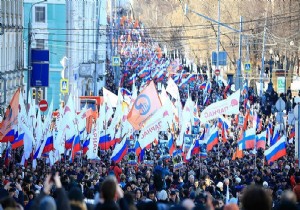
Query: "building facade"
66 0 107 109
24 0 66 110
0 1 24 108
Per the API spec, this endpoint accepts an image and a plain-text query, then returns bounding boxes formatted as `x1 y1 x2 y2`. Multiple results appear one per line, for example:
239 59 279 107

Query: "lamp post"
267 49 274 93
27 0 47 103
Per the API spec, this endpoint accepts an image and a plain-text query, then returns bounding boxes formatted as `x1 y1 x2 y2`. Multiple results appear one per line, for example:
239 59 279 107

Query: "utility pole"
110 0 114 86
260 15 267 98
236 16 243 90
94 0 100 96
27 0 47 103
216 0 220 70
184 4 243 90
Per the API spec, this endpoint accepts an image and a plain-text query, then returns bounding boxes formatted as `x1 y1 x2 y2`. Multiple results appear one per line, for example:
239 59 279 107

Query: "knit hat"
39 196 57 210
216 182 223 189
157 190 168 201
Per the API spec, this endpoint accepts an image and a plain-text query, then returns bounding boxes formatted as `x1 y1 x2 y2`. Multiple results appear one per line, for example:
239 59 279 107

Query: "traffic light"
37 89 43 102
32 88 36 100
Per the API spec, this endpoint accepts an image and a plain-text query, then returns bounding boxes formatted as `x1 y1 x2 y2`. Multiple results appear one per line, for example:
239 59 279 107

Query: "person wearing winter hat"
262 181 268 188
156 190 168 202
68 187 87 210
39 196 56 210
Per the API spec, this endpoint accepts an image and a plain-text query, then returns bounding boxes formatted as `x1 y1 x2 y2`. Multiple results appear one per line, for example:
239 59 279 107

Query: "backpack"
108 166 115 176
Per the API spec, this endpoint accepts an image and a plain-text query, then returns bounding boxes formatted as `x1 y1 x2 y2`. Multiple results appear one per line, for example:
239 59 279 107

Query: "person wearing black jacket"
94 176 129 210
30 173 71 210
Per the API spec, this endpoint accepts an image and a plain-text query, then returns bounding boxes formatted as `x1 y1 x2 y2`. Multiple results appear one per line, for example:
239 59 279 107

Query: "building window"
35 6 45 23
36 39 45 49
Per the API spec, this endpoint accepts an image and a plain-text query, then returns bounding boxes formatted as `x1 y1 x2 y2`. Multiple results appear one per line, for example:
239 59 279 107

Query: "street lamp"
266 49 274 93
27 0 47 104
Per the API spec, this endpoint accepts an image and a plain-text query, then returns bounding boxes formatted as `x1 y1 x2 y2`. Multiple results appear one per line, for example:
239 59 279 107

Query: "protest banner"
200 90 240 123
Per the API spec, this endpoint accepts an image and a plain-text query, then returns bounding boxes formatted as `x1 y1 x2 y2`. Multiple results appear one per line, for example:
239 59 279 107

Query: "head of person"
39 195 57 210
101 176 117 202
181 199 195 210
188 175 194 184
241 186 272 210
148 190 156 202
281 190 297 204
135 188 142 200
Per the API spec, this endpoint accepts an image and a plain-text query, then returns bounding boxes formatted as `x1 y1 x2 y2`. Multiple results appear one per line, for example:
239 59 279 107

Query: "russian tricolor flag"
242 82 248 96
120 88 132 96
138 68 150 78
2 129 15 143
266 123 273 146
33 145 41 160
138 148 145 162
4 145 11 167
289 127 295 140
135 140 142 156
43 136 54 154
256 131 267 150
128 74 136 85
186 74 196 83
65 135 75 150
111 139 129 163
270 126 280 146
99 134 115 150
83 138 90 155
238 128 256 150
173 74 181 84
168 134 176 156
11 133 24 149
264 136 286 164
156 71 166 82
71 135 81 161
204 82 211 93
221 123 228 143
206 128 219 151
192 139 200 155
199 82 206 90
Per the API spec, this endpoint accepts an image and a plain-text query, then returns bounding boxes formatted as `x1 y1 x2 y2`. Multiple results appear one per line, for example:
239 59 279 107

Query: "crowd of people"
1 15 300 210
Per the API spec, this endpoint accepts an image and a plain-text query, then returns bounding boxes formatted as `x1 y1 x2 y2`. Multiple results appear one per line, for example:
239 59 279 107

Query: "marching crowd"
1 14 300 210
0 77 300 210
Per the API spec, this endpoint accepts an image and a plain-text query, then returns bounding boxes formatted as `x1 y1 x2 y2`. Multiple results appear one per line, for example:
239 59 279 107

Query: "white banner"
138 119 160 149
87 123 99 160
200 90 240 123
166 77 179 100
103 87 118 107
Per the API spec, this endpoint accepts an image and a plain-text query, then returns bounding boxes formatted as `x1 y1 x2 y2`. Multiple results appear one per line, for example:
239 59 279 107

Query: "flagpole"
254 151 257 169
217 138 220 161
105 102 107 152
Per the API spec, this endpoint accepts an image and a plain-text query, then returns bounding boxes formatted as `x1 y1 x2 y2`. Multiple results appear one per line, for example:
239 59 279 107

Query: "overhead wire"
22 8 300 32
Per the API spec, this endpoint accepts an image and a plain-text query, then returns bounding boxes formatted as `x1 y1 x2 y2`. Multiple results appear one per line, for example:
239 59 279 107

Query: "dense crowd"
1 75 300 210
2 14 300 210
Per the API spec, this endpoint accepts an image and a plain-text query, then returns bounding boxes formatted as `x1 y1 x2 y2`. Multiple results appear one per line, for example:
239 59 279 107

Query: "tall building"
0 1 24 108
66 0 107 108
24 0 66 110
